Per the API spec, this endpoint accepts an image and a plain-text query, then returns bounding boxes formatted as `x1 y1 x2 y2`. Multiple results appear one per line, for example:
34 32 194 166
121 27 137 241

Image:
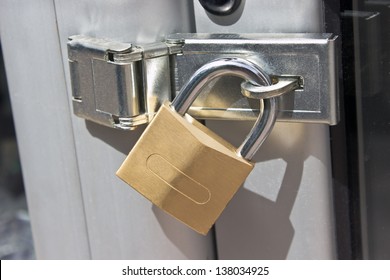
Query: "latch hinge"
68 35 183 130
67 33 339 130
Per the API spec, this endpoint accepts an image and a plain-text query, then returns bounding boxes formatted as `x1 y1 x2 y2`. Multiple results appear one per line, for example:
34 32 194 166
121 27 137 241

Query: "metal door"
0 0 338 259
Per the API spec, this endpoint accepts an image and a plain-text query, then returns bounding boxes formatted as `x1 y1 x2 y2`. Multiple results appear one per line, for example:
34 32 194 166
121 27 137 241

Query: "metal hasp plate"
170 33 339 125
67 35 177 130
67 33 339 129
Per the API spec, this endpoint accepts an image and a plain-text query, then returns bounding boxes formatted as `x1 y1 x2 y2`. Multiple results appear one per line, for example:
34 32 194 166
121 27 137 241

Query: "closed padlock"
117 57 278 235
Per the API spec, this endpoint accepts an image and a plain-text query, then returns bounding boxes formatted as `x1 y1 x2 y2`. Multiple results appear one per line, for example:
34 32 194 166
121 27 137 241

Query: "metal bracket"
67 33 339 129
67 35 181 129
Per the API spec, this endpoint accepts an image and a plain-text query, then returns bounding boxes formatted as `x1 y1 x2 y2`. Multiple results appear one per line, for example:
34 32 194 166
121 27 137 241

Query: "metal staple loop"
241 76 303 100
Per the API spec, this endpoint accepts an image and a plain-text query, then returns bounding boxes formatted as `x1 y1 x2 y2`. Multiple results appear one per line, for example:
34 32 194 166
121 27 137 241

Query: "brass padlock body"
117 103 253 235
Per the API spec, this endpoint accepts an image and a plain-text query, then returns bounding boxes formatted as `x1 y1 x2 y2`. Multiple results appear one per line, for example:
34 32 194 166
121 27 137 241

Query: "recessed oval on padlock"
117 57 278 235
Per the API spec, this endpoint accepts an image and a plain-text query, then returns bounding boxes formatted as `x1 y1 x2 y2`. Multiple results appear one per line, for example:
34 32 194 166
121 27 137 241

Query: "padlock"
117 57 278 235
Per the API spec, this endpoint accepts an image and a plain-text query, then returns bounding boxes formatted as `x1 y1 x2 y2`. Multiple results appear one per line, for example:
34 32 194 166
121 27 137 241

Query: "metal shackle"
170 57 278 160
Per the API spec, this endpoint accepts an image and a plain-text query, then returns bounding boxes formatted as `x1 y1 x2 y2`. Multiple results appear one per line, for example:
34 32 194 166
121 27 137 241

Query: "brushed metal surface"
54 0 215 259
1 0 338 260
0 0 90 259
194 0 338 259
2 0 215 259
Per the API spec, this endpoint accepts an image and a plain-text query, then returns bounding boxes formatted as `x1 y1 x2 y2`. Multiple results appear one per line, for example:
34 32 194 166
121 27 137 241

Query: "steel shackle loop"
170 57 278 160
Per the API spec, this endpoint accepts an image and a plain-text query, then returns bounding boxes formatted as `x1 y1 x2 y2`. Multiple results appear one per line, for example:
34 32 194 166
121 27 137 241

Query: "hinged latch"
67 33 339 130
68 35 182 129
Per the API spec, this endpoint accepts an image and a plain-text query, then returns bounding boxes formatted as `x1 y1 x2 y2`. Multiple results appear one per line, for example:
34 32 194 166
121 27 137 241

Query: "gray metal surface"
0 0 90 259
1 0 215 259
1 0 338 259
54 0 214 259
193 0 337 259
